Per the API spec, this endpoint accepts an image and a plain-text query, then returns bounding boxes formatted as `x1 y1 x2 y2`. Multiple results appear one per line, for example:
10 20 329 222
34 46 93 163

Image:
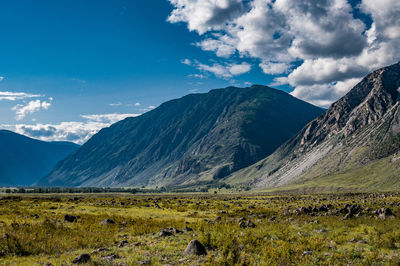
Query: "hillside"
0 130 79 186
227 62 400 192
38 85 323 188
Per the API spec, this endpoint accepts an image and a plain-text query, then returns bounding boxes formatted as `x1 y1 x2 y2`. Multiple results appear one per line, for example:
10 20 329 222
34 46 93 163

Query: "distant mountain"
0 130 79 186
228 62 400 192
38 85 323 187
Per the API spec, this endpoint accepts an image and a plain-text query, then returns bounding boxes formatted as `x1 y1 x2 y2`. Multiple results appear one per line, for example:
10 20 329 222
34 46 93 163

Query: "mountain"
0 130 79 186
38 85 323 188
227 62 400 192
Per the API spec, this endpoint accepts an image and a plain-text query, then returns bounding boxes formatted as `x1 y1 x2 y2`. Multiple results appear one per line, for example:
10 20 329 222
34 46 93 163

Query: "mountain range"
4 62 400 191
37 85 323 187
0 130 79 186
227 61 400 192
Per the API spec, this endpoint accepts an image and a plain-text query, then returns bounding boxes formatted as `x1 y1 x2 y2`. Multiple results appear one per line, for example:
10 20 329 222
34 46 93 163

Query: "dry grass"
0 192 399 265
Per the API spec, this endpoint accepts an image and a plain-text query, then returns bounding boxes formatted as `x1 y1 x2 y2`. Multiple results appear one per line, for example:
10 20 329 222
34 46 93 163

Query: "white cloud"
134 102 141 106
196 38 236 57
270 76 289 86
259 61 291 74
186 60 251 79
0 91 41 101
290 78 361 108
167 0 244 34
109 102 122 106
2 113 141 144
229 63 251 75
181 58 192 65
81 113 140 123
168 0 400 107
0 76 3 81
188 73 207 79
11 100 52 120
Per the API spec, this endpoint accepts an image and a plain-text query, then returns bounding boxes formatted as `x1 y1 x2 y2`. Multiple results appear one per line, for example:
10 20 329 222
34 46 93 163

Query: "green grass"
261 152 400 194
0 193 399 265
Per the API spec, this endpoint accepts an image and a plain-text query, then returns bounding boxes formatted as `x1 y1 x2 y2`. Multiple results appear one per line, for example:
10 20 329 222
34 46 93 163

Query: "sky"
0 0 399 144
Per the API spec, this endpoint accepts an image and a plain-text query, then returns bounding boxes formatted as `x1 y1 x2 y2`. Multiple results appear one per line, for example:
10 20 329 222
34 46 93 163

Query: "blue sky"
1 0 399 143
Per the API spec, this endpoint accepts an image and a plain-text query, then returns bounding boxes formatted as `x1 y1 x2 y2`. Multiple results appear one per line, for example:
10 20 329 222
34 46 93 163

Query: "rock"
103 254 118 261
183 240 207 256
172 228 183 234
302 251 313 256
239 220 256 228
118 240 129 247
158 229 174 237
72 254 91 264
340 204 362 217
138 260 151 265
246 220 256 228
64 214 77 223
92 247 110 254
100 219 116 225
183 226 193 232
374 208 394 218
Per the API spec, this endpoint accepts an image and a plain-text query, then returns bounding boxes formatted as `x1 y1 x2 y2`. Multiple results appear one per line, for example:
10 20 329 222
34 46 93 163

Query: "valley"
0 192 399 265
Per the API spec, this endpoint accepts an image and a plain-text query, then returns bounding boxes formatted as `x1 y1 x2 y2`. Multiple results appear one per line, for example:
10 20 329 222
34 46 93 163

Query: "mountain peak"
231 62 400 191
39 85 323 188
299 61 400 151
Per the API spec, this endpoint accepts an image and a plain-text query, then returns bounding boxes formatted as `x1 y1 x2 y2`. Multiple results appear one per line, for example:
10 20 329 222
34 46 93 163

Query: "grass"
0 192 399 265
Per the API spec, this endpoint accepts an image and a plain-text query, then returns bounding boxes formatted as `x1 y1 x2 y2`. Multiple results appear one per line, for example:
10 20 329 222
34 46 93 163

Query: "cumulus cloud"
196 38 236 57
3 113 141 144
81 113 140 123
12 99 52 120
188 73 207 79
168 0 400 106
167 0 244 34
183 59 251 78
109 102 122 106
0 91 41 101
259 61 291 75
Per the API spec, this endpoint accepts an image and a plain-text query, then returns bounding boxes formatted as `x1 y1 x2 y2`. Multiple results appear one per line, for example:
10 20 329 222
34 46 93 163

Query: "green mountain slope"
0 130 79 186
227 62 400 192
38 85 323 187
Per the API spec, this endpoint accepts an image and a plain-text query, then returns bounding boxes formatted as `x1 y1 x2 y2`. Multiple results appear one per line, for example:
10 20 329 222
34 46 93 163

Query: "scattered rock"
374 208 394 219
183 240 207 256
138 260 151 265
340 204 362 218
183 226 193 232
239 220 256 228
100 219 116 225
158 229 174 237
64 214 77 223
92 247 110 254
72 254 91 264
302 251 313 256
119 240 129 247
103 254 118 261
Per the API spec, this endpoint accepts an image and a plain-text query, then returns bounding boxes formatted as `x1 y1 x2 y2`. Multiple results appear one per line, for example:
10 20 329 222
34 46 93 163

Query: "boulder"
183 240 207 256
64 214 77 223
72 254 91 264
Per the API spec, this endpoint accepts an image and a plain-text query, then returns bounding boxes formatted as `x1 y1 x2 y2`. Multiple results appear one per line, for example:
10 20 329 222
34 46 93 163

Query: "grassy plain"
0 192 399 265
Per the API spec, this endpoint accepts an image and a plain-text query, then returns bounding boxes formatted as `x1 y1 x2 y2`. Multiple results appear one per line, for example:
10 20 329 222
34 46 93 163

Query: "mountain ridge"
0 130 79 186
226 61 400 191
38 85 324 188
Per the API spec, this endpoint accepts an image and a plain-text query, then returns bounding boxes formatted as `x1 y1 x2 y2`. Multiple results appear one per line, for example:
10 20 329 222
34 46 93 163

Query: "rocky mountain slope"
227 62 400 191
0 130 79 186
38 85 323 187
